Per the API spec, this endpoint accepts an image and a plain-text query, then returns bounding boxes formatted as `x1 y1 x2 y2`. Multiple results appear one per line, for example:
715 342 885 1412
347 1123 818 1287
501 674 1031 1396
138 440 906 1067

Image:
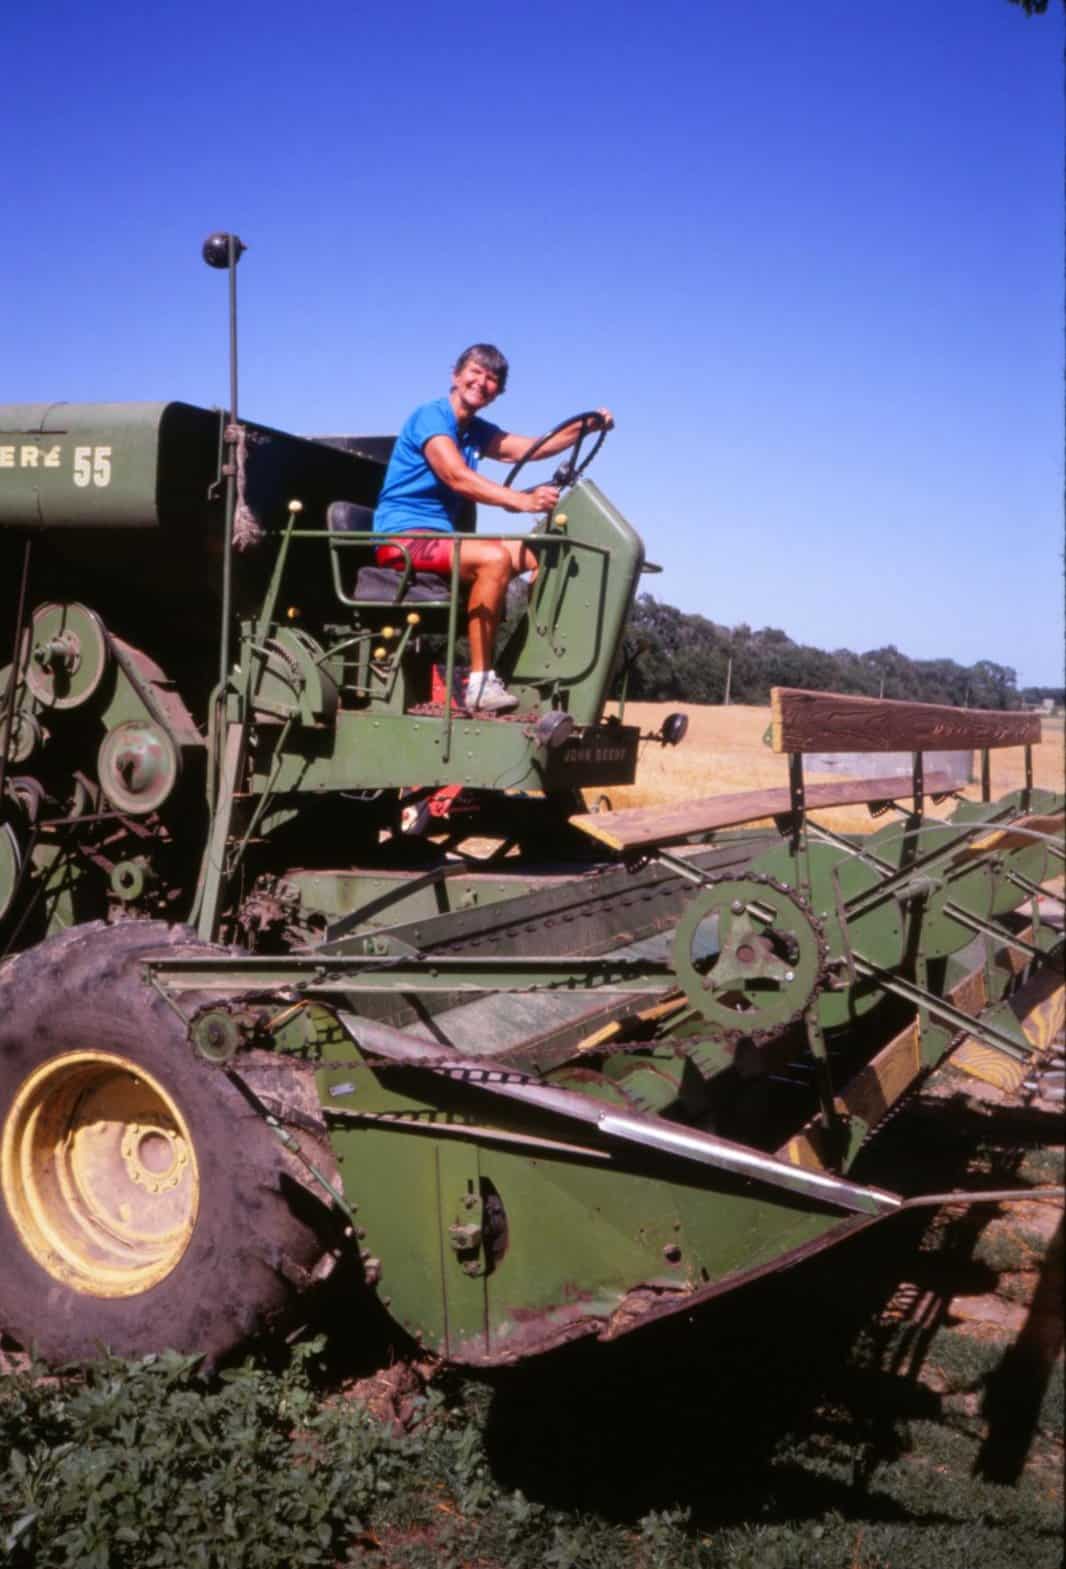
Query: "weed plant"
2 1305 1062 1569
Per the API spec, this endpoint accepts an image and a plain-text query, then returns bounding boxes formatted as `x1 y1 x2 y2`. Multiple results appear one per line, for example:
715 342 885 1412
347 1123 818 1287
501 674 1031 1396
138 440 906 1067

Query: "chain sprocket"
671 874 828 1042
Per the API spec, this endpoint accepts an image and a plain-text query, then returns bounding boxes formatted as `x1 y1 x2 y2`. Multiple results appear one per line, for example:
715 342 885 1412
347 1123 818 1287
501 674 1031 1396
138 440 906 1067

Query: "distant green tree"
618 595 1026 710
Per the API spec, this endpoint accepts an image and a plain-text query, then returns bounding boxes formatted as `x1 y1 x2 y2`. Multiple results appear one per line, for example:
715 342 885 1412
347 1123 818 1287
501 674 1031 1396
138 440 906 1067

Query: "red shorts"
375 533 455 574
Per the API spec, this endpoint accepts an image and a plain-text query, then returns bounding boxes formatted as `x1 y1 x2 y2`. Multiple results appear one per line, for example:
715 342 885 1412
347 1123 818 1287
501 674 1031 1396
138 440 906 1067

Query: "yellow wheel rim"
1 1051 200 1297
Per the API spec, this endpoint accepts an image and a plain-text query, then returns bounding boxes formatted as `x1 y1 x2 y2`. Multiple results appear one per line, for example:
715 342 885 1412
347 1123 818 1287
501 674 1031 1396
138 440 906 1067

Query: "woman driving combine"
373 344 613 713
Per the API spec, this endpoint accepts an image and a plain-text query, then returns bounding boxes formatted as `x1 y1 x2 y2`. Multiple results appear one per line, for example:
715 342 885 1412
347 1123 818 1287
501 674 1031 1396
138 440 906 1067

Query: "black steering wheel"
502 410 610 490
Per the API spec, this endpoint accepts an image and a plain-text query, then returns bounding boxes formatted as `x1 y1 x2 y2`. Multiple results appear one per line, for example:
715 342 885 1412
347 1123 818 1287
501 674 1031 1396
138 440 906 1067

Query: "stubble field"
604 702 1065 830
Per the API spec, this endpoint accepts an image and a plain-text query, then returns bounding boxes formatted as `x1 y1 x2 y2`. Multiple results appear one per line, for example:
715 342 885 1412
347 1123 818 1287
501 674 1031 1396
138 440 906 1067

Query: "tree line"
618 594 1059 711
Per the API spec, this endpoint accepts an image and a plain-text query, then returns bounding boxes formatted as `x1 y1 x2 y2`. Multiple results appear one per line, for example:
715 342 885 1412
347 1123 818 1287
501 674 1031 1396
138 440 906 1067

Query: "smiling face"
450 354 502 420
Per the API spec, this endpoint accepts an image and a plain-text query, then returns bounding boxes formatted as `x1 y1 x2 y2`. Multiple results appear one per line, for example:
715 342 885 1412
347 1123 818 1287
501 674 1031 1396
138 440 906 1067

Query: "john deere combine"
0 238 1061 1368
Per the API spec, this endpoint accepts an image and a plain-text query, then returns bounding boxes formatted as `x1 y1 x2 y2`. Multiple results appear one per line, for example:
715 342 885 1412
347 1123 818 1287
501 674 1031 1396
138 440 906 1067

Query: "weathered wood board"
572 771 957 853
771 687 1040 755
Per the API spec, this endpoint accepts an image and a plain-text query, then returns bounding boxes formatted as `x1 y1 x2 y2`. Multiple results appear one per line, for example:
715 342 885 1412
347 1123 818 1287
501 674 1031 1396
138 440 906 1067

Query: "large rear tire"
0 921 340 1365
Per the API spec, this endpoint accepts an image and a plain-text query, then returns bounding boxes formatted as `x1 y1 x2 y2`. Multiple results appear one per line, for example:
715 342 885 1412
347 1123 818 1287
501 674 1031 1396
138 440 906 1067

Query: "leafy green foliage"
0 1342 411 1568
3 1290 1061 1569
620 593 1026 708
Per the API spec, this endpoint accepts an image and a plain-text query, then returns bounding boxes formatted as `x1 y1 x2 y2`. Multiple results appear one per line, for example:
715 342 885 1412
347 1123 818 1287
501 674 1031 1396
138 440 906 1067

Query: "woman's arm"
423 436 559 514
484 408 614 464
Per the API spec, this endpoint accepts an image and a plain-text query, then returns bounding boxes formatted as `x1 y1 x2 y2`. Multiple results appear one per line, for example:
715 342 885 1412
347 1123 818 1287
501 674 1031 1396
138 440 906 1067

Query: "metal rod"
852 957 1033 1060
336 1011 901 1217
0 537 32 811
941 901 1060 962
323 1106 612 1161
218 239 240 700
900 1186 1064 1211
1005 867 1064 903
150 950 681 995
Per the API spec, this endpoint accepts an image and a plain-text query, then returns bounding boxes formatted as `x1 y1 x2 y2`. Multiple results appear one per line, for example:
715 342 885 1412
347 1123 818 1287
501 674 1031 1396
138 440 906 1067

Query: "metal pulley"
98 720 180 814
23 603 110 710
0 776 40 925
252 627 338 727
0 710 42 766
0 820 22 925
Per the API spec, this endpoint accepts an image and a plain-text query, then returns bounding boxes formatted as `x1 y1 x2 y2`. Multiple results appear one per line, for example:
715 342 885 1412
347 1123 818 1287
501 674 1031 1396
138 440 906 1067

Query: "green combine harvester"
0 238 1061 1369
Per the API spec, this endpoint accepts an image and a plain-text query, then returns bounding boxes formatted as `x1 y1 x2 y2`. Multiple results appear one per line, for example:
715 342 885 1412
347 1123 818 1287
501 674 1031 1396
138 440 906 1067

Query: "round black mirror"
661 712 688 747
202 233 246 269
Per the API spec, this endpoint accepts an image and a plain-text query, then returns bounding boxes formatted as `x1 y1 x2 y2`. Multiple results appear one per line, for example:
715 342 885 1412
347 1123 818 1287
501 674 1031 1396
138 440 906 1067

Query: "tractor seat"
327 501 452 604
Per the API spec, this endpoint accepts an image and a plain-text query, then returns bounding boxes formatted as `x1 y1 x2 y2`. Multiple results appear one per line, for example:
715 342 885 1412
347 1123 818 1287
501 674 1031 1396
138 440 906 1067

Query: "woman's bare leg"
445 537 540 673
456 539 513 672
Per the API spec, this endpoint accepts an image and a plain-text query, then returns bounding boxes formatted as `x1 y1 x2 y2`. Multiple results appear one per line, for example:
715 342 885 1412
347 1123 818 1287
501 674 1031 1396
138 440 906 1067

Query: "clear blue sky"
6 1 1063 686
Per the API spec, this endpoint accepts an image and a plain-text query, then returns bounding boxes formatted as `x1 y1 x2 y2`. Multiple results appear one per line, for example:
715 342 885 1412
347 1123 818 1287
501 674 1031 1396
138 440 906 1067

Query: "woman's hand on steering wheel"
523 484 561 514
503 410 613 490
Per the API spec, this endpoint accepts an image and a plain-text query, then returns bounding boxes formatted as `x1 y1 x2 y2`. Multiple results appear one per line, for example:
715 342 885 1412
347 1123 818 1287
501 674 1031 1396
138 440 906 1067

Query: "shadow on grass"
472 1093 1063 1529
975 1208 1064 1485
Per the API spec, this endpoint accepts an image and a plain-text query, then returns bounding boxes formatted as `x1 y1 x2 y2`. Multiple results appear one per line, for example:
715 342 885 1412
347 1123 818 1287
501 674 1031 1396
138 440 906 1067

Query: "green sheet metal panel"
0 402 193 528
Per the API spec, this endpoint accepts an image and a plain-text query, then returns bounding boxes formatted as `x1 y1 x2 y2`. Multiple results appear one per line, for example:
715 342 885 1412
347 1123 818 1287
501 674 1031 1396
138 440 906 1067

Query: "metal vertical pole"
219 235 241 699
202 231 246 700
0 538 32 812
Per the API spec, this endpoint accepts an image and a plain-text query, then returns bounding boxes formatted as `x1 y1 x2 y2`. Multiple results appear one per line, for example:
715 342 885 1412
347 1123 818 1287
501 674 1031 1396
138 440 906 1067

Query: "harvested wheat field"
604 702 1065 834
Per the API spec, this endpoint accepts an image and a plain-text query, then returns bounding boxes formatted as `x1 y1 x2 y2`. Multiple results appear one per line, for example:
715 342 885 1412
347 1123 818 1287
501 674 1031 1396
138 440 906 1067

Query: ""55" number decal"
72 446 112 488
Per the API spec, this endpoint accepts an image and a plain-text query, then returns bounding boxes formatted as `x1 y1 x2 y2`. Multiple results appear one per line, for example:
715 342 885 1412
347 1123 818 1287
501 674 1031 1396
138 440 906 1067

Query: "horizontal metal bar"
942 902 1059 963
852 958 1032 1061
149 951 678 995
323 1106 612 1161
900 1186 1064 1211
1005 867 1065 903
596 1113 899 1215
839 812 1065 923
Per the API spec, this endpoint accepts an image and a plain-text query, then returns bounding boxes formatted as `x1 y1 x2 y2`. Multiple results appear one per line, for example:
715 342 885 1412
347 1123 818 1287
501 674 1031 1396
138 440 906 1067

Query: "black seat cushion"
352 564 451 603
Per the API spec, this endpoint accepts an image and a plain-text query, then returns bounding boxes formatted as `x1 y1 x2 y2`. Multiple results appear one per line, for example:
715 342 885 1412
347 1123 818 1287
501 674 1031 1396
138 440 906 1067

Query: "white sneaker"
464 670 519 713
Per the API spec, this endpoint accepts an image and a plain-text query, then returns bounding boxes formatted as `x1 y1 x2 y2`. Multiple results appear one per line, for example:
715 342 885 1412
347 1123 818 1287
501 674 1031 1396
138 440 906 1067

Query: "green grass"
971 1221 1053 1274
2 1299 1062 1569
1018 1147 1065 1187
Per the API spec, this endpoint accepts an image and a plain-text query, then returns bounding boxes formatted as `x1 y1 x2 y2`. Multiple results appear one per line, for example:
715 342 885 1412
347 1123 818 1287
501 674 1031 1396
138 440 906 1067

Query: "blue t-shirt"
374 397 502 535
